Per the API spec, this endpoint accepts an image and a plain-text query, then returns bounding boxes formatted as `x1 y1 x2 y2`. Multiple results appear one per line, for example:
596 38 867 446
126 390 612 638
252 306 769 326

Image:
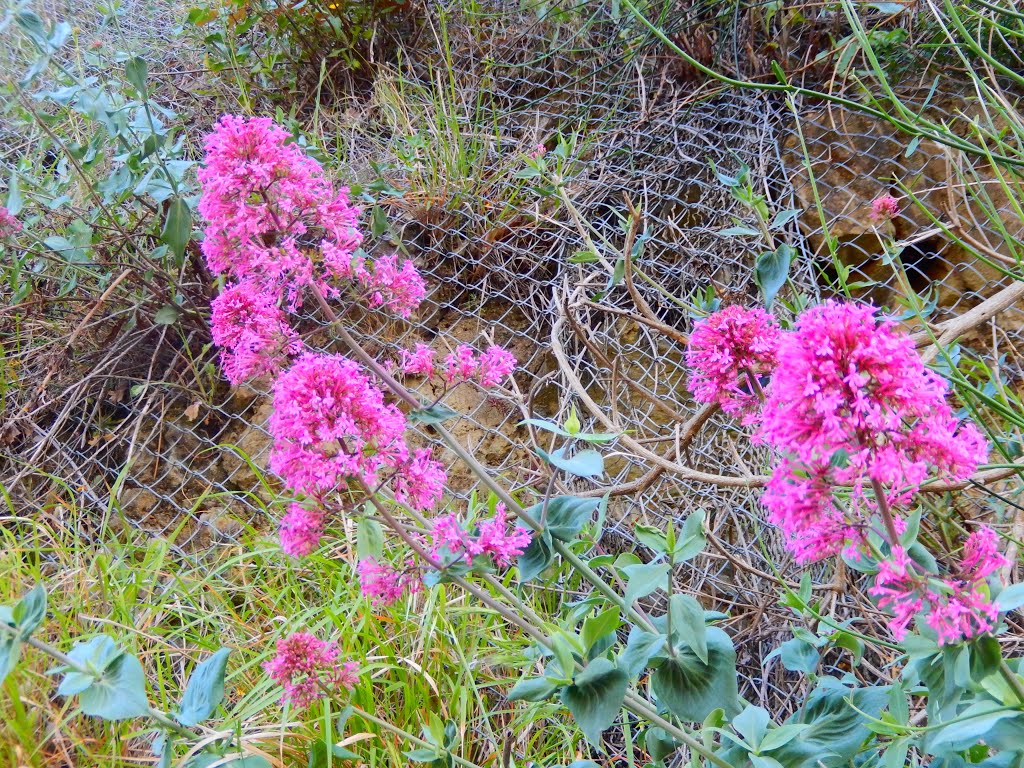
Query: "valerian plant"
7 108 1024 768
211 118 1024 768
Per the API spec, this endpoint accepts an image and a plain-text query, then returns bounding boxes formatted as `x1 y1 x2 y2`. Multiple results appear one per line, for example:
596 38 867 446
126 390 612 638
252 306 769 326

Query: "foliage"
4 0 1024 767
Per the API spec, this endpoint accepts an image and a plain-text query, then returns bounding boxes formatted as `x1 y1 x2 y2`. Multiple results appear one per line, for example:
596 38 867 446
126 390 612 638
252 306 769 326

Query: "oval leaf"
177 647 230 726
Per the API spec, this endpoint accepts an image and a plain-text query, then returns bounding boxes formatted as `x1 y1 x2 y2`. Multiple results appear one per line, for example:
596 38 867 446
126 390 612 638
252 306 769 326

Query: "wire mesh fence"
6 0 1024 717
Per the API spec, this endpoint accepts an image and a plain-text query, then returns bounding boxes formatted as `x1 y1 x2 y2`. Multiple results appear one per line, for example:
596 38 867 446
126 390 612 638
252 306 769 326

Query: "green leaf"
370 206 389 237
0 631 21 684
582 607 620 653
996 582 1024 612
768 678 888 768
561 658 627 745
643 727 681 765
750 756 785 768
507 676 559 702
518 530 554 582
718 225 760 237
930 702 1018 752
308 738 360 767
867 2 905 12
523 496 600 543
651 627 738 721
13 584 46 639
405 753 442 765
536 447 604 479
669 595 707 665
188 756 272 768
408 403 460 425
757 723 809 752
622 562 670 605
618 627 665 679
61 635 149 720
770 208 801 229
777 637 820 674
176 648 230 727
6 171 23 216
154 305 180 325
81 652 150 720
733 705 771 750
673 509 706 562
125 56 148 98
754 243 793 308
356 516 385 560
831 630 863 665
160 197 192 262
635 524 668 555
569 250 599 264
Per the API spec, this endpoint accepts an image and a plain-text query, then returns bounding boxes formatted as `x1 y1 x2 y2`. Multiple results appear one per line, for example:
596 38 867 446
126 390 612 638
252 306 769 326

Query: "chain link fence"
6 0 1024 716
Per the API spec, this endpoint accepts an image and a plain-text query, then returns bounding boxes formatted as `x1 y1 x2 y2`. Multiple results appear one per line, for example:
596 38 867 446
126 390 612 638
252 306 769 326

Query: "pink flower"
476 503 533 566
868 547 923 641
528 143 547 160
870 195 900 221
438 344 516 388
354 253 426 318
357 557 420 606
960 527 1008 582
430 513 484 565
279 502 325 557
198 116 362 307
758 301 987 562
925 588 1000 646
444 345 478 385
761 460 857 564
428 504 532 567
869 531 1005 645
400 344 436 378
392 449 447 511
210 282 302 384
686 305 780 424
263 632 359 709
269 353 409 495
477 345 517 387
0 207 22 239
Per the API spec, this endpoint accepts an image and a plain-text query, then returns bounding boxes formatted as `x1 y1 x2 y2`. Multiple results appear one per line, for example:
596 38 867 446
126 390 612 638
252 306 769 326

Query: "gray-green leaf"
160 197 192 262
622 562 670 606
651 627 738 721
177 647 230 726
754 243 793 308
13 584 46 639
561 658 627 745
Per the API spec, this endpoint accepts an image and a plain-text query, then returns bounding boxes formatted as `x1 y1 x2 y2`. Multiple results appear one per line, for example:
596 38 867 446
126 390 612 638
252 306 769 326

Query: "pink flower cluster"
279 502 326 557
758 301 987 563
0 206 21 239
210 282 302 385
263 632 359 708
198 116 363 303
199 116 428 384
429 503 532 567
398 343 517 389
356 557 422 606
686 305 781 423
870 528 1007 645
269 353 446 507
870 195 900 222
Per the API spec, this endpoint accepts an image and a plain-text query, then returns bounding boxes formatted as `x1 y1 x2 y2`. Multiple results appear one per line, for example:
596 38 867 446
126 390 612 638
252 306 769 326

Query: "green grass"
0 498 580 767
